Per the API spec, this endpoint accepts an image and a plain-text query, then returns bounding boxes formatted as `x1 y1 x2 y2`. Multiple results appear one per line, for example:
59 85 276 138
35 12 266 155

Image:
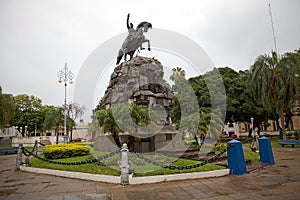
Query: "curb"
130 169 230 184
20 166 229 185
20 166 120 184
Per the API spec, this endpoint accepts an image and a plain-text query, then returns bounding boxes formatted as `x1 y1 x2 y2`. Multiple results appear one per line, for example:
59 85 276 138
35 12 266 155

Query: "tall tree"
95 108 122 147
66 102 85 121
171 68 199 127
281 49 300 129
10 94 44 135
95 103 153 148
248 51 297 134
217 67 270 124
0 86 15 127
170 67 186 84
88 114 102 141
170 67 201 142
66 102 85 141
43 106 64 143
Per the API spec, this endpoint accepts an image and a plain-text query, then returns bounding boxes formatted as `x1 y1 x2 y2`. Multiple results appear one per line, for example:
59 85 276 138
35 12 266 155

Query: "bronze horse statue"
116 15 152 65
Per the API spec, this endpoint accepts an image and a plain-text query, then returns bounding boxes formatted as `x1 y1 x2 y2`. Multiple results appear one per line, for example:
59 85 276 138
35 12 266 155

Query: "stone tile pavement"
0 147 299 200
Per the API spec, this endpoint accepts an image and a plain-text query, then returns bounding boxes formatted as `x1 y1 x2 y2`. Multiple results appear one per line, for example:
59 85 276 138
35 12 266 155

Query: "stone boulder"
101 56 174 110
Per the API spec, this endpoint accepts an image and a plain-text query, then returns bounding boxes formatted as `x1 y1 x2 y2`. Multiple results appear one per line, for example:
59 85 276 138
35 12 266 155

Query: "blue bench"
280 140 299 148
0 147 18 154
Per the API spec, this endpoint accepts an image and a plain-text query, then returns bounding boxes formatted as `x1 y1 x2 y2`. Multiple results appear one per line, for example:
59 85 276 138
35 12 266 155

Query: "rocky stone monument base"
95 56 185 153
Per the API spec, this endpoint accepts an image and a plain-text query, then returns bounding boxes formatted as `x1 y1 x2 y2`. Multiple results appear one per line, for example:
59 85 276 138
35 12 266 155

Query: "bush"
185 139 199 148
70 141 94 148
214 143 227 152
43 144 90 159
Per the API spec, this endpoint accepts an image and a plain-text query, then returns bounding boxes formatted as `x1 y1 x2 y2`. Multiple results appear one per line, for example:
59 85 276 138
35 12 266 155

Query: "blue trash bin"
227 139 247 176
259 136 275 165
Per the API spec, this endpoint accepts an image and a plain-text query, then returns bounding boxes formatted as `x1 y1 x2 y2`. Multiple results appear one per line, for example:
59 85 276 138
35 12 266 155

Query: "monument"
116 13 152 64
95 14 184 153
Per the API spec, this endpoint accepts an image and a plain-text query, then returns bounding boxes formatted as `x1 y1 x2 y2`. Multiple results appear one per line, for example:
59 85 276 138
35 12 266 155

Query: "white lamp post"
57 63 74 143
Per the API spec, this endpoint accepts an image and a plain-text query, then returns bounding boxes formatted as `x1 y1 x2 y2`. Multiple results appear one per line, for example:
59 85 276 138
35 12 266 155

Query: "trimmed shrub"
215 143 227 152
71 142 94 148
184 139 199 148
43 144 90 159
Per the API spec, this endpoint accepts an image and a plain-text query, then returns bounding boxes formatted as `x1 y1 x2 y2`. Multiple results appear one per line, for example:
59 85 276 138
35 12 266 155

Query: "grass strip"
29 151 226 177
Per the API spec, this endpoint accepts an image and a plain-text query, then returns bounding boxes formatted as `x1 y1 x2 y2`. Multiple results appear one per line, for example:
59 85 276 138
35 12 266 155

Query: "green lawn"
29 151 226 177
243 149 260 163
28 139 266 177
133 161 225 177
29 154 120 176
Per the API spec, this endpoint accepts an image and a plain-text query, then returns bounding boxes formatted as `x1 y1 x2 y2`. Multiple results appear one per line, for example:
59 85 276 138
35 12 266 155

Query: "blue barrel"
227 139 247 176
259 136 275 165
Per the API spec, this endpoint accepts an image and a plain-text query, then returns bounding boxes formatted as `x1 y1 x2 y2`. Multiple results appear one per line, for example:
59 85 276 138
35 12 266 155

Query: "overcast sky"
0 0 299 122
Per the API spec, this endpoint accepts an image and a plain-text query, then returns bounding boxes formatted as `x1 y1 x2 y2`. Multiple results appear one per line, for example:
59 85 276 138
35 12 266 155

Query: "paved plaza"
0 147 299 200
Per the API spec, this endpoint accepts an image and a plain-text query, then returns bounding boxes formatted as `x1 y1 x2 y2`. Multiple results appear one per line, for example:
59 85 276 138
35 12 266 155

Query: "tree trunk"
195 135 200 146
55 129 58 144
55 124 59 144
70 127 73 142
128 135 135 151
280 114 285 138
112 133 122 148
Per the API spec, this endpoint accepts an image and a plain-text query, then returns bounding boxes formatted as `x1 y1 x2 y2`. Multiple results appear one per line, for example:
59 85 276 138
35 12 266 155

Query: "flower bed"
43 144 90 159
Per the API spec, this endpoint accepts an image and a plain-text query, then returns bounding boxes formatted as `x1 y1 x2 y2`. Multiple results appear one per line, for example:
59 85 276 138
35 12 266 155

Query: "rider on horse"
116 13 152 65
127 13 136 39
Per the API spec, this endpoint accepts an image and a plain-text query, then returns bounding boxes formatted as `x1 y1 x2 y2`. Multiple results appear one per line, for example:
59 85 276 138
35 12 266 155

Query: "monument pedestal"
97 56 183 153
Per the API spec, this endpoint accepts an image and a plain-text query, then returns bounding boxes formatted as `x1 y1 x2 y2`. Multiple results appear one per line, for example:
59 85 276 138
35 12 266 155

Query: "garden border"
20 166 229 185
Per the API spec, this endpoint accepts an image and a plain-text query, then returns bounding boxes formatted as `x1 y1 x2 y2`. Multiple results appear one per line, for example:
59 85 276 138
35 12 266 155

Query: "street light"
250 117 254 138
57 63 74 143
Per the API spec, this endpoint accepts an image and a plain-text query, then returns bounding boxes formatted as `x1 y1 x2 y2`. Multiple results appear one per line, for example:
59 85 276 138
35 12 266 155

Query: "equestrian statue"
116 13 152 64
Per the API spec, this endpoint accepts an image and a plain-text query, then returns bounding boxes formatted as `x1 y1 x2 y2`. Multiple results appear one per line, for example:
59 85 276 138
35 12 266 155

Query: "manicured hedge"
72 142 94 148
43 144 90 159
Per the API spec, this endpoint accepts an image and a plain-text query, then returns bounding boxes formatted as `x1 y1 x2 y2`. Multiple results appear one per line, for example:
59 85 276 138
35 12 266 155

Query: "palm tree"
95 108 122 147
129 103 151 127
170 67 186 83
96 103 153 149
180 108 223 146
205 109 224 139
248 51 297 135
